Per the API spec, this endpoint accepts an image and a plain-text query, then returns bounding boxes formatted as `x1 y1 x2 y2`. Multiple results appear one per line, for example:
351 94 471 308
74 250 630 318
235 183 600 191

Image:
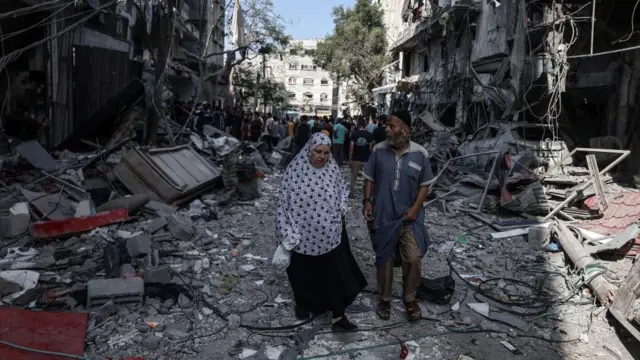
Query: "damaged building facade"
0 0 227 150
374 0 640 181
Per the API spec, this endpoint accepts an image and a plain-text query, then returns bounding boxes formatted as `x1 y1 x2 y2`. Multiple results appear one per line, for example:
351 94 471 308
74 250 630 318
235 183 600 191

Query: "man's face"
386 116 409 146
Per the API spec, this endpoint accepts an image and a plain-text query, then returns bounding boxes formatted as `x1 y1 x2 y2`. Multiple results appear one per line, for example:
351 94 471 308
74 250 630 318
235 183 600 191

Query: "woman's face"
310 145 331 168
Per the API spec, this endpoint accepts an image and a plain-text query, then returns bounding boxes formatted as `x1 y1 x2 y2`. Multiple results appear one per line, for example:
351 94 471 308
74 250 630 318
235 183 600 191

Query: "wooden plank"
610 260 640 317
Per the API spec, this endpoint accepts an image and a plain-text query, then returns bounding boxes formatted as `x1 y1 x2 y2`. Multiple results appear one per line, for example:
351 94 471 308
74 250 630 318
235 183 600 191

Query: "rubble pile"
0 123 639 359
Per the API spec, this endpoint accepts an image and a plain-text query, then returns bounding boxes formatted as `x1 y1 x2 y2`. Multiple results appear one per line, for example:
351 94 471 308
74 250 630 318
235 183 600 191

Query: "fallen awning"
112 145 222 205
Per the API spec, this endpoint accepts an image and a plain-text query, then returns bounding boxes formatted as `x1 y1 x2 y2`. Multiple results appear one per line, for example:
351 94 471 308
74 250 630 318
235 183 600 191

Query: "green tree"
313 0 388 104
232 67 290 110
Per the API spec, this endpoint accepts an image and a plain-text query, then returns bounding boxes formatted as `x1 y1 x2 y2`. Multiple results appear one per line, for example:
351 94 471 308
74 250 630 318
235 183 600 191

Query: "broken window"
487 126 500 138
320 93 328 101
303 92 313 100
321 78 329 85
402 50 411 77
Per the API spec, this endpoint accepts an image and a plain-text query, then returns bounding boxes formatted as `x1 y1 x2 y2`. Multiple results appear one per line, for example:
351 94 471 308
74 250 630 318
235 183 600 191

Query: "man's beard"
387 132 409 148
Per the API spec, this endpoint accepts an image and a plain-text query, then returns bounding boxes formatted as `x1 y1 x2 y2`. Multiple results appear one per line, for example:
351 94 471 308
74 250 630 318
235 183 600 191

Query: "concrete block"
147 217 168 234
97 194 150 214
167 214 195 241
87 277 144 307
0 214 30 238
127 235 152 258
141 265 172 284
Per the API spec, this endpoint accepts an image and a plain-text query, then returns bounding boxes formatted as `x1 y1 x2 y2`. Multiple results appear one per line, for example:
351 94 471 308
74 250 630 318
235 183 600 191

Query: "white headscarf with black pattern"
275 133 349 256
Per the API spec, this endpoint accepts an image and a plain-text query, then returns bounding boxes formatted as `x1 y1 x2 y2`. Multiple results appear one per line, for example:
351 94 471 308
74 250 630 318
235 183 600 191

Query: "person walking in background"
250 112 263 142
287 116 295 138
294 115 312 157
372 114 387 145
363 110 434 322
278 117 288 142
349 117 373 195
342 117 353 162
332 119 347 166
276 133 366 330
366 116 378 133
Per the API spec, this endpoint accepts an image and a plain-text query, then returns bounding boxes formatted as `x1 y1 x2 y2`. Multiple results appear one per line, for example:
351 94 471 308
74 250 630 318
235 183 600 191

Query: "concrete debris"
0 117 637 360
87 278 144 307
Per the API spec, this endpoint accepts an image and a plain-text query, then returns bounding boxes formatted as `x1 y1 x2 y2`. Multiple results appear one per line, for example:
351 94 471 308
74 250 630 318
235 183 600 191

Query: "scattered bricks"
166 214 195 241
87 277 144 308
141 265 172 284
120 264 136 278
97 194 150 214
147 217 167 234
127 235 152 258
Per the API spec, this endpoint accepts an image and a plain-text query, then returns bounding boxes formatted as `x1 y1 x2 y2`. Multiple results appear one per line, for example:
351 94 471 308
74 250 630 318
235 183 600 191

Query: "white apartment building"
265 39 335 117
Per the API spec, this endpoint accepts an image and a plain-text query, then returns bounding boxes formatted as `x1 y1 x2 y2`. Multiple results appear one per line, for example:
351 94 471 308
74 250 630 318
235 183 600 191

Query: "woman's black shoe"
294 305 310 320
332 316 358 331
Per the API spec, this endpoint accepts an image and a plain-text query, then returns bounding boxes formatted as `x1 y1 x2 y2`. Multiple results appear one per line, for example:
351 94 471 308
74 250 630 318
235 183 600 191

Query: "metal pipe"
590 0 596 55
474 153 499 214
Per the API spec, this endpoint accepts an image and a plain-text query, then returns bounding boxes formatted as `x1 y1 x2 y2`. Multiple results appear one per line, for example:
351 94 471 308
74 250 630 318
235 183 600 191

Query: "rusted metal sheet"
112 146 222 205
31 209 130 240
0 308 87 360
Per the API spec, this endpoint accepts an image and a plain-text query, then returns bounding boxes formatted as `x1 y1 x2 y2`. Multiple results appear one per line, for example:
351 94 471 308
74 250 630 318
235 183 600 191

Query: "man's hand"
363 202 374 222
404 205 420 223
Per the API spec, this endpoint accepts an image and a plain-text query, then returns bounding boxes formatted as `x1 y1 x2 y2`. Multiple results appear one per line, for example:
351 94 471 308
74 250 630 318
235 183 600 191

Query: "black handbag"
417 274 455 305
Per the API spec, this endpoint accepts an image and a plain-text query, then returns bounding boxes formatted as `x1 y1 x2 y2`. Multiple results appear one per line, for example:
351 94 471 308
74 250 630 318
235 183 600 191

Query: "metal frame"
542 148 630 221
431 150 500 214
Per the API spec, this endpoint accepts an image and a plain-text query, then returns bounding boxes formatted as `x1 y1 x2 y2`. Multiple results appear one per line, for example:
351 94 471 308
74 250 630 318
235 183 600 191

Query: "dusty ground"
83 171 640 360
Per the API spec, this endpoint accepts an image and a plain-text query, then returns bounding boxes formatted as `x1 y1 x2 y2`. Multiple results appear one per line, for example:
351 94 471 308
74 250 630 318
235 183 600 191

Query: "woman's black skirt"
286 227 367 315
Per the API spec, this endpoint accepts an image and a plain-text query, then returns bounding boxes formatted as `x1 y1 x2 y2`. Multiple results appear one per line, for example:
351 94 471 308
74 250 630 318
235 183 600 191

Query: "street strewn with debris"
0 124 639 359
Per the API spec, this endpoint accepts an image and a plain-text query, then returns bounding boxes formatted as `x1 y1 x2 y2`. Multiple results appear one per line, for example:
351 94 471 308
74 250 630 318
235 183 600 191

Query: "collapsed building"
374 0 640 180
0 0 227 150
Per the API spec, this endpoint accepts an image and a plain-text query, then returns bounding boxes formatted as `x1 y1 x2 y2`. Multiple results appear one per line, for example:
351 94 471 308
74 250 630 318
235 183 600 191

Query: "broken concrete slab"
147 217 168 234
165 323 190 340
87 277 144 308
22 189 76 221
96 194 150 214
167 214 195 241
126 235 152 258
0 214 30 238
15 140 61 170
145 200 177 215
141 265 172 284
